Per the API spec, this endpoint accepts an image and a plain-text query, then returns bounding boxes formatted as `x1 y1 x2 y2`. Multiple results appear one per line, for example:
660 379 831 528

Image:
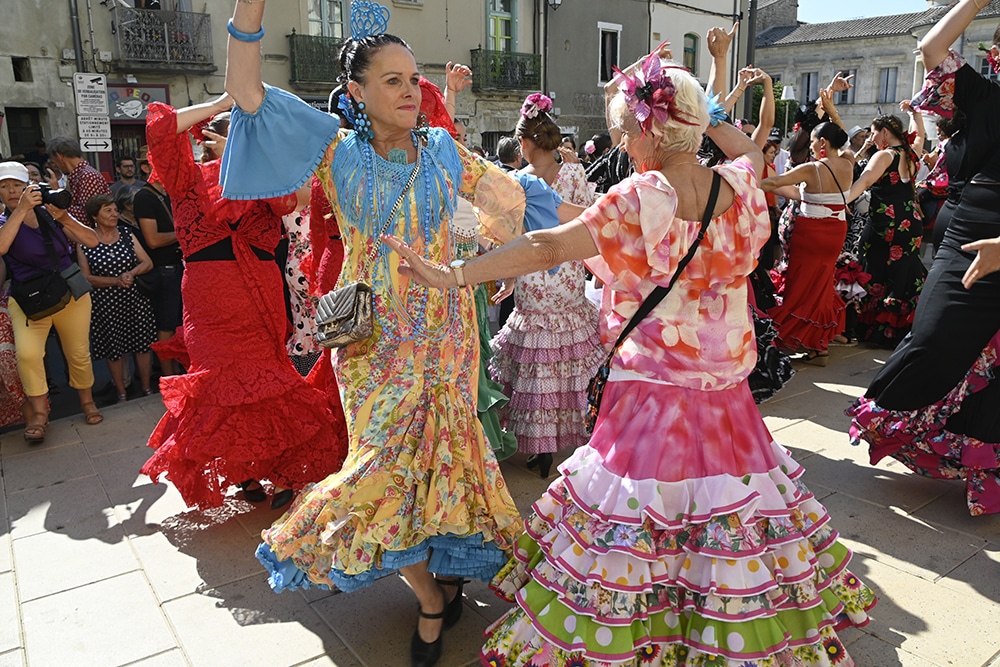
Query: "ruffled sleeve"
511 173 562 233
912 49 965 118
580 161 768 292
455 143 527 246
146 102 200 197
220 84 341 200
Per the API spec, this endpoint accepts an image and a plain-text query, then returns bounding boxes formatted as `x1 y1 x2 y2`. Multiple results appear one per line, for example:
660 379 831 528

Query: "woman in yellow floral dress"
223 3 576 665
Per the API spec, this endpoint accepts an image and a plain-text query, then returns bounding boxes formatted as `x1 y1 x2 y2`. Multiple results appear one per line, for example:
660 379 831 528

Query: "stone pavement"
2 345 1000 667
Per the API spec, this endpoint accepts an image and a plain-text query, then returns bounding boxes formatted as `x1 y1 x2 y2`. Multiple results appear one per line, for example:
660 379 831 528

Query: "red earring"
820 146 827 158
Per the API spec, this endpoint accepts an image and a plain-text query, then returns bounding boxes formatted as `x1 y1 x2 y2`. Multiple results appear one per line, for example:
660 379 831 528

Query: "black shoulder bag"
584 171 722 433
10 210 74 321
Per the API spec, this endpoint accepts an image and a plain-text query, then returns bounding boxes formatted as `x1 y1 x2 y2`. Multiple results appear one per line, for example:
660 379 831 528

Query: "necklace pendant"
387 148 408 165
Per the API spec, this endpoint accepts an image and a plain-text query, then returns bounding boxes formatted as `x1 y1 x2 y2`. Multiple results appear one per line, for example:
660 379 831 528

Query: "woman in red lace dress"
139 95 348 510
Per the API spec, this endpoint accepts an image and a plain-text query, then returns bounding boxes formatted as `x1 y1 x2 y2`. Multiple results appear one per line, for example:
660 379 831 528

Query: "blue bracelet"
227 19 264 43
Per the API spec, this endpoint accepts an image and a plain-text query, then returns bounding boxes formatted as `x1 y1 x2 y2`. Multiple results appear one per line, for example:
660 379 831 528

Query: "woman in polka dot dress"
390 50 876 667
79 194 157 400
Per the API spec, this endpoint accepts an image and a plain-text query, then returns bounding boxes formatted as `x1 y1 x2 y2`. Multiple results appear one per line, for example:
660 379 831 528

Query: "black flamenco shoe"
239 480 267 503
411 605 445 667
526 453 553 479
270 488 295 510
437 578 469 629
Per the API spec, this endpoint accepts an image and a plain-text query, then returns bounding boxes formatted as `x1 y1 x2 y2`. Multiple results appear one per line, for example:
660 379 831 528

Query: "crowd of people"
2 0 1000 664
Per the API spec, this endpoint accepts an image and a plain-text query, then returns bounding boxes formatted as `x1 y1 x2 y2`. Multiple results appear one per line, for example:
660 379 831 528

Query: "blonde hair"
608 61 708 154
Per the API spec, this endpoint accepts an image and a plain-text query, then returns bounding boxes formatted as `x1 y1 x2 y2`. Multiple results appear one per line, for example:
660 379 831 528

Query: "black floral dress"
856 146 927 347
82 224 157 360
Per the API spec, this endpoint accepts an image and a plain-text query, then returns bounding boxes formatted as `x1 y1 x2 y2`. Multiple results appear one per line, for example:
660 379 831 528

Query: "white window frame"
598 21 622 85
800 71 820 102
979 55 1000 82
878 67 898 104
488 0 514 52
307 0 347 38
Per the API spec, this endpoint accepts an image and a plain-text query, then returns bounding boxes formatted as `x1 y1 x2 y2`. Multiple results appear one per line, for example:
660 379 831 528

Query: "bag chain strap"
355 145 422 285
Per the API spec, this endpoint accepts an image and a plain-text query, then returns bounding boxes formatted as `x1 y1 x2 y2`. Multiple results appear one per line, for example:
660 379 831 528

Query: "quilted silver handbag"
315 148 421 349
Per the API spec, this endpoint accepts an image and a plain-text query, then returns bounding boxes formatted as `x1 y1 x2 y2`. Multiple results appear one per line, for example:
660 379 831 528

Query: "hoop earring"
354 100 373 142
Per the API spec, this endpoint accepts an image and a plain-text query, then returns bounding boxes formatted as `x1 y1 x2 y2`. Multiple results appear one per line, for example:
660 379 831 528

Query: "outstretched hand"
445 62 473 94
961 237 1000 288
382 235 454 289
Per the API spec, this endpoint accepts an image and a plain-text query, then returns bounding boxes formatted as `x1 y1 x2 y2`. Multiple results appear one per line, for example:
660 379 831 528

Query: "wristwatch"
449 259 467 287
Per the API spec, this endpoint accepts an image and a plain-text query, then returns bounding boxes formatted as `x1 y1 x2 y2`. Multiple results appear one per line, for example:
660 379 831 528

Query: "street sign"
80 138 113 153
78 115 112 139
73 73 109 116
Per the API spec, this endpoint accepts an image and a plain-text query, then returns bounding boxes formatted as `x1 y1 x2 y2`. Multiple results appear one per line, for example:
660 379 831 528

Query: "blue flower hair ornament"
337 93 358 126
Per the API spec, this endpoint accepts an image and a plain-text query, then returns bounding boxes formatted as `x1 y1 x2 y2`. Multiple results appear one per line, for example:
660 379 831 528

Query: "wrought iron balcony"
111 6 215 73
288 30 346 89
469 49 541 92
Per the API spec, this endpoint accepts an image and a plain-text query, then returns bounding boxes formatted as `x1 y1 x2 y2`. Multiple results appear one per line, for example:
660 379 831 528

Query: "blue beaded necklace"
363 131 459 343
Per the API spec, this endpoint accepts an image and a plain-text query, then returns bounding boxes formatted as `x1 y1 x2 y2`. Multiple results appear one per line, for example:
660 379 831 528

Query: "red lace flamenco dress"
139 102 348 510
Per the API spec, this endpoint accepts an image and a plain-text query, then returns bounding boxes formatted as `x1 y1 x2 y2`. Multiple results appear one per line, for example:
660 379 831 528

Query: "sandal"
24 414 48 443
116 393 128 404
81 401 104 425
800 351 830 367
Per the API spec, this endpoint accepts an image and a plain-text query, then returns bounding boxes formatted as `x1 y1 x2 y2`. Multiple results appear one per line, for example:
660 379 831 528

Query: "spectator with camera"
46 136 111 226
0 161 101 442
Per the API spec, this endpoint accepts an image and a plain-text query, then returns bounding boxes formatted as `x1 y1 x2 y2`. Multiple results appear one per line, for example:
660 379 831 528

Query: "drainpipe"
743 0 757 120
69 0 86 73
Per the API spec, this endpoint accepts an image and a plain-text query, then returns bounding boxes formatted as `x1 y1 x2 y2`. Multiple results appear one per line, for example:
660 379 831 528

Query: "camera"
37 184 72 210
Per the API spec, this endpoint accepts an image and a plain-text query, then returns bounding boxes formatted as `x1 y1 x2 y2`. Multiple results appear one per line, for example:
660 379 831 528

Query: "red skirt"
141 259 348 510
767 214 847 353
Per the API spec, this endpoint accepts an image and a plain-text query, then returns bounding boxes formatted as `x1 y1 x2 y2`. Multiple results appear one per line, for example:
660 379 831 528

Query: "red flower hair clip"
612 53 697 135
979 43 1000 74
520 93 553 119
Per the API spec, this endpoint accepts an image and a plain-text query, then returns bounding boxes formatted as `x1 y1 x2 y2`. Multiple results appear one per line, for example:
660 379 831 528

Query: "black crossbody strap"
36 211 64 272
817 160 848 210
610 170 722 351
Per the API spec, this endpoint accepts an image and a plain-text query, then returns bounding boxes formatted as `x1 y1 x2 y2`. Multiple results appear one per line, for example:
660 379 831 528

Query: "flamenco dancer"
849 0 1000 516
390 46 876 666
223 2 579 665
138 95 348 511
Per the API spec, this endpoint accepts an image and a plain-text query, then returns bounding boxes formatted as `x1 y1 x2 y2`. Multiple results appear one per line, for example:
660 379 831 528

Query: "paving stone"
310 572 486 667
163 574 344 667
20 571 174 667
5 475 117 540
0 419 82 458
0 649 24 667
293 651 364 667
461 577 514 626
852 557 1000 666
823 492 986 583
844 632 940 667
0 572 20 653
137 396 167 421
12 525 138 601
911 486 1000 541
0 443 96 494
936 545 1000 603
129 511 267 603
76 402 159 457
121 648 188 666
0 534 10 575
92 444 172 508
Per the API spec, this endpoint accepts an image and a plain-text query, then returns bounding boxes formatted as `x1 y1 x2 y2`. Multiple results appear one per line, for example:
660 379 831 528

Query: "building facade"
754 0 1000 139
0 0 543 171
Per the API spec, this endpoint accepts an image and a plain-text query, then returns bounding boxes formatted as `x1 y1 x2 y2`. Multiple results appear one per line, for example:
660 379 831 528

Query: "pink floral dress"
482 161 877 666
490 162 606 455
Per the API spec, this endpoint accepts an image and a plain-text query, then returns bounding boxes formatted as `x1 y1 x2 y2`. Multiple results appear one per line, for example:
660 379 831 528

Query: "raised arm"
722 66 754 115
706 24 738 97
175 94 233 136
920 0 988 71
225 0 267 113
707 119 764 179
442 61 472 120
847 150 893 202
901 99 926 158
749 69 774 149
